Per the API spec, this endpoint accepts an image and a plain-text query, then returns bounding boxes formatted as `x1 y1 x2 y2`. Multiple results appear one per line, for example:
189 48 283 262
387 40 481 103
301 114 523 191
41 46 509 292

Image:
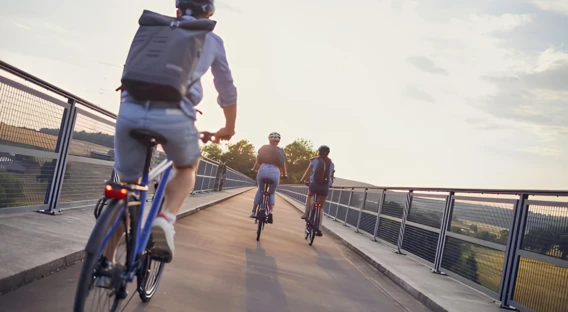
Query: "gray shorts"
113 101 201 182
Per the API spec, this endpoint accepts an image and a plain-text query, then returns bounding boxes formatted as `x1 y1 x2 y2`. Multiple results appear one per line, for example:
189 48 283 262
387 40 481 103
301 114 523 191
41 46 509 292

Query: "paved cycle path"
0 191 431 312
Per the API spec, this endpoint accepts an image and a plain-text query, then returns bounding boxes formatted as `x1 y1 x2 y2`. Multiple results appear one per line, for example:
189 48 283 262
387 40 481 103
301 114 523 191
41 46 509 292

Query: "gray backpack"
121 10 216 102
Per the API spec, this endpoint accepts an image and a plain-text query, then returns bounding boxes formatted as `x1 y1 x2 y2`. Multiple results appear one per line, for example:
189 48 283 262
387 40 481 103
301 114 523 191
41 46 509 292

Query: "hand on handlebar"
213 127 235 144
200 129 234 144
199 132 216 144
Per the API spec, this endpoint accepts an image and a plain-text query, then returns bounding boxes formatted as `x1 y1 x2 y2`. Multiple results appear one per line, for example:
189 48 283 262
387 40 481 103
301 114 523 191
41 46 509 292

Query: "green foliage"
0 172 25 208
469 224 478 233
283 138 316 184
201 144 223 162
220 139 257 179
464 253 480 284
200 138 317 183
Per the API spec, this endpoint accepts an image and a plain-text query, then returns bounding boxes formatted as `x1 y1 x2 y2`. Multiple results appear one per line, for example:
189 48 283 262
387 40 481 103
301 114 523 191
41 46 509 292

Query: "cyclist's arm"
211 36 237 109
300 165 312 182
331 170 335 184
252 160 260 171
280 162 288 177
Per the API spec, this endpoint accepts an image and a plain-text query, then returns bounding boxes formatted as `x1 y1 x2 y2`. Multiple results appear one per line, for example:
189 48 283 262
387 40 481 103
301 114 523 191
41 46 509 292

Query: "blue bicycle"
73 129 215 312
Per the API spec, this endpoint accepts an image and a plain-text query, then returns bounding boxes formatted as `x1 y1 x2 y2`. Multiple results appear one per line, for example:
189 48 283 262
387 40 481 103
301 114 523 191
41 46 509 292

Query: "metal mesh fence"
0 76 65 210
194 160 219 192
69 109 115 160
513 256 568 312
276 185 568 312
223 167 255 189
449 196 514 245
59 159 114 203
442 236 505 293
0 155 56 208
0 77 65 152
522 202 568 259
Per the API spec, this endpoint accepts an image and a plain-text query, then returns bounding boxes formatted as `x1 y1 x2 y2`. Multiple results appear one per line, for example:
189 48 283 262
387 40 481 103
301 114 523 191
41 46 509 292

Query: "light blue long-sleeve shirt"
122 15 237 120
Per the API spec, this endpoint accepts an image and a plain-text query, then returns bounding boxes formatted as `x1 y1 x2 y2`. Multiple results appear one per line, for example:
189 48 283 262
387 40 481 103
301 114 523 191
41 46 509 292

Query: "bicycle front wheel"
74 199 129 312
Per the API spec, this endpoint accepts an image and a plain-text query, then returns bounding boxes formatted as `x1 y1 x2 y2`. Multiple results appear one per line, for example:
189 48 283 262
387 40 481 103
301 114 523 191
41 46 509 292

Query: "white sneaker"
151 214 175 263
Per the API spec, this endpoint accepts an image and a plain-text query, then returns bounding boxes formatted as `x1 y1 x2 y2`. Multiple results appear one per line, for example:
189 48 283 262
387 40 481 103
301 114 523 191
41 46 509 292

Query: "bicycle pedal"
148 250 171 263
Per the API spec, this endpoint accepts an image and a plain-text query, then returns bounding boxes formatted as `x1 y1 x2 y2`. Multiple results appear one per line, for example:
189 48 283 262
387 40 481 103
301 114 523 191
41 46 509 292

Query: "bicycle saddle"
262 178 274 185
129 129 167 145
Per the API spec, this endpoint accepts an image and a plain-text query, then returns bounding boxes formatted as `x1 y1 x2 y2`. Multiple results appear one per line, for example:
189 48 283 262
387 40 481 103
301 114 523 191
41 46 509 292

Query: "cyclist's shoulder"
207 31 224 45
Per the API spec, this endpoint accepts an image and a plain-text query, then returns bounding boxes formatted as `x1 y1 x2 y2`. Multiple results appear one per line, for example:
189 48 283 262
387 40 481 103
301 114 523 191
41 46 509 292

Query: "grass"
463 246 568 312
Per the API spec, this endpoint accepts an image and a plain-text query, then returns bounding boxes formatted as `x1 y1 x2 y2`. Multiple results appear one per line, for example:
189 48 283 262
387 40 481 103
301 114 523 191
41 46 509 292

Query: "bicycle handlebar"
199 131 216 144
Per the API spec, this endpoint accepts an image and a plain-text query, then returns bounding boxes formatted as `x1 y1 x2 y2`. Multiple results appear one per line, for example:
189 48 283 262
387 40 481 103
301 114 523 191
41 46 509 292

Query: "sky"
0 0 567 190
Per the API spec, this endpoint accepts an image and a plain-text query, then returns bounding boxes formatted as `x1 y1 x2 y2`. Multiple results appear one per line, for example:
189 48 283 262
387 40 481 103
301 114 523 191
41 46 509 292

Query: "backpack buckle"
170 20 180 28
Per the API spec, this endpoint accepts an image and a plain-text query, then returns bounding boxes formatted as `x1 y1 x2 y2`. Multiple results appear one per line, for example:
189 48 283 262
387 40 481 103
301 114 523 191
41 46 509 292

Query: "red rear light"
104 184 128 200
314 203 322 209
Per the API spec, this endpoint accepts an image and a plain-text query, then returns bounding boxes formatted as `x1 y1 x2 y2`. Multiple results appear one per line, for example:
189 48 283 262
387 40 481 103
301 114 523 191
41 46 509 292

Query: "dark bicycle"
251 173 287 241
73 130 215 312
304 183 323 246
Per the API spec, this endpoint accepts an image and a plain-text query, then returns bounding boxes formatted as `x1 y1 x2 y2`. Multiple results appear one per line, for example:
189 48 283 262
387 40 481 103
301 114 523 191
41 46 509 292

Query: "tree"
0 172 25 208
497 229 509 245
464 253 480 284
201 144 223 162
220 139 256 179
283 138 316 184
524 228 555 255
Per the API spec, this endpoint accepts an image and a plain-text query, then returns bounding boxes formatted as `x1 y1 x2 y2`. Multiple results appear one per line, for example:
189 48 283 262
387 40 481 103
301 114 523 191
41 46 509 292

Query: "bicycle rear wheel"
137 197 166 302
256 217 263 241
74 199 129 312
309 208 318 246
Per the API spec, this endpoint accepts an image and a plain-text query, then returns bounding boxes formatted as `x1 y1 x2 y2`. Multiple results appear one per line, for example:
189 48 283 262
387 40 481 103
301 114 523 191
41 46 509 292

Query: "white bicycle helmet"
268 132 281 140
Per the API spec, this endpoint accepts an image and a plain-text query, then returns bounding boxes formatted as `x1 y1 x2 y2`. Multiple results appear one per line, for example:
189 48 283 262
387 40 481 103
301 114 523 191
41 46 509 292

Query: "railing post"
373 189 386 241
395 190 413 254
334 190 343 221
432 191 455 274
499 193 529 310
355 188 368 233
199 162 207 192
344 188 354 226
39 98 77 215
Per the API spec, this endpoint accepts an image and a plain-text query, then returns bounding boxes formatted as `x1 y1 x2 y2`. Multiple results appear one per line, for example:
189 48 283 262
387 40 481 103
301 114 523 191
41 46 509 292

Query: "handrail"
279 184 568 196
0 60 117 119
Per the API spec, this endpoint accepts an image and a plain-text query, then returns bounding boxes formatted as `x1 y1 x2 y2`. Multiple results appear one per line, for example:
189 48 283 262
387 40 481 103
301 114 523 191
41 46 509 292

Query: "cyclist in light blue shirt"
300 145 335 236
112 0 237 263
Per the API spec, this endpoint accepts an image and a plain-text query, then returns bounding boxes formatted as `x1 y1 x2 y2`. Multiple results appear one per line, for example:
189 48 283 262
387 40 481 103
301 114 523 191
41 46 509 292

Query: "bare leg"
317 195 327 230
162 164 198 216
302 194 313 219
150 161 198 262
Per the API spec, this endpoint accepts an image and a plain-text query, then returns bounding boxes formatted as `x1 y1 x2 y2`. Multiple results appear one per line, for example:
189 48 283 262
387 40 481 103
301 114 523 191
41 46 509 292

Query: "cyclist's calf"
162 159 200 218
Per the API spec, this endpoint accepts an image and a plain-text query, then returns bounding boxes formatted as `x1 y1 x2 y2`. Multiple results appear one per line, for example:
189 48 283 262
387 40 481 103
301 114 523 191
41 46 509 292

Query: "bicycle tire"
256 218 263 241
137 254 165 302
137 197 166 302
309 208 318 246
74 199 126 312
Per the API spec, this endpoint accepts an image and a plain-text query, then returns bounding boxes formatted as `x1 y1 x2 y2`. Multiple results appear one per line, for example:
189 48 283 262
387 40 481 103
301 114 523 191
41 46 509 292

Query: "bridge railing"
0 60 254 214
278 185 568 312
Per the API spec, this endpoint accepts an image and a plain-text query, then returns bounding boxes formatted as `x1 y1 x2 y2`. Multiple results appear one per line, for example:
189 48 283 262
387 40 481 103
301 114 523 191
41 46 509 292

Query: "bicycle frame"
98 157 174 276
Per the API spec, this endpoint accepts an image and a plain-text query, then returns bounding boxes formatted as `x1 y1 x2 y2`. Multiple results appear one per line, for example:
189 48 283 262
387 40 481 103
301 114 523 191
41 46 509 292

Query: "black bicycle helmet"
318 145 330 155
176 0 215 17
